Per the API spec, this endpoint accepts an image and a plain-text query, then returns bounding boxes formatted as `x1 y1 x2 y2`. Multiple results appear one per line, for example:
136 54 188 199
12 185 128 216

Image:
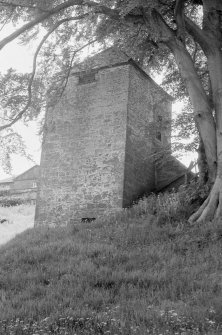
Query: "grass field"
0 195 222 334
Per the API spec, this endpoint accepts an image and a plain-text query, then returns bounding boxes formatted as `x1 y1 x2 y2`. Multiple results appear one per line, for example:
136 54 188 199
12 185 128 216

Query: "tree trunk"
197 138 208 184
189 48 222 223
167 39 217 183
148 0 221 223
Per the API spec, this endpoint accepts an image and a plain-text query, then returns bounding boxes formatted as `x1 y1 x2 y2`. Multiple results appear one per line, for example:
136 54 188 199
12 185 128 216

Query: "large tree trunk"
187 0 222 223
148 6 217 183
147 0 222 223
197 138 208 184
189 49 222 223
167 39 217 183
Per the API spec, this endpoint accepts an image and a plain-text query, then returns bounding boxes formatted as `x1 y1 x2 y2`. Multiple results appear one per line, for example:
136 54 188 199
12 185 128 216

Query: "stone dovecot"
35 47 172 225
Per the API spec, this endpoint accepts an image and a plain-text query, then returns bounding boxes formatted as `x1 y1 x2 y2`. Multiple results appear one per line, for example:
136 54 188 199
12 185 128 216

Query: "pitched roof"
14 165 39 181
72 47 130 73
0 176 14 184
72 46 173 101
0 165 39 184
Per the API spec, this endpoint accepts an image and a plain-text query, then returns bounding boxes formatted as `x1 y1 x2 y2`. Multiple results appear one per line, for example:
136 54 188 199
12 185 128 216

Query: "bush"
0 197 27 207
154 179 210 225
0 190 10 197
116 179 209 226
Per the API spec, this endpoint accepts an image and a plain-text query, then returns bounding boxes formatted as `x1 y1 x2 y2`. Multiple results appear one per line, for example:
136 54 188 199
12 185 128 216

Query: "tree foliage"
0 129 31 173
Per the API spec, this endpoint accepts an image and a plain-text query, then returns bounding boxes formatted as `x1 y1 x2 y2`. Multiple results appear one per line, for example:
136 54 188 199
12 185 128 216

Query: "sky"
0 23 196 180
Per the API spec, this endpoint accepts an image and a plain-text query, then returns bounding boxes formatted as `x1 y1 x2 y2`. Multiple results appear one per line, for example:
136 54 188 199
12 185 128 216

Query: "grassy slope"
1 202 222 334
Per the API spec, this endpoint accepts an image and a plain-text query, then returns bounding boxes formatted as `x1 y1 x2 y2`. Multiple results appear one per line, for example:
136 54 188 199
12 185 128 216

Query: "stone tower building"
35 48 172 226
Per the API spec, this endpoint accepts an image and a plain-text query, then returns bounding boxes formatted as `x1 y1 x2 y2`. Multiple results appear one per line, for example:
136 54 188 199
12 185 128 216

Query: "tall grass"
0 189 222 334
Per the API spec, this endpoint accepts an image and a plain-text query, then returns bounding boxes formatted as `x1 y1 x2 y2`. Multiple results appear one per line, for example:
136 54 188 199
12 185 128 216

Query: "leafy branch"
58 38 97 101
0 14 89 131
0 0 86 51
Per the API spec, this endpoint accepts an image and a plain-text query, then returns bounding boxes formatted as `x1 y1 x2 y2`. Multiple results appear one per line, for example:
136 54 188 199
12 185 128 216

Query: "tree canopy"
0 0 222 223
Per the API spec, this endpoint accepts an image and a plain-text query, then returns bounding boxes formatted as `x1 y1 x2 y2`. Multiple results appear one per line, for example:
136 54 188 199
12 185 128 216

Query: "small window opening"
156 131 162 142
32 182 37 188
156 114 163 142
78 72 96 85
81 218 96 223
157 115 163 122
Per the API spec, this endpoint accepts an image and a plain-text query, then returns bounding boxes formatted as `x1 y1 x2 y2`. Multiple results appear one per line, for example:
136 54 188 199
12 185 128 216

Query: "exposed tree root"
189 177 222 224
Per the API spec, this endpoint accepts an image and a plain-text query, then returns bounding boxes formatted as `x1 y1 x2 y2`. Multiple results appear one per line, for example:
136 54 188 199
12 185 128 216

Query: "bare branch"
174 0 186 43
0 14 88 131
0 1 50 13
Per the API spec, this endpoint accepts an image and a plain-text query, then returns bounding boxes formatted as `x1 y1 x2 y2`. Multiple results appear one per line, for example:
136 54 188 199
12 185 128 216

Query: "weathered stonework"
123 64 172 206
35 48 173 225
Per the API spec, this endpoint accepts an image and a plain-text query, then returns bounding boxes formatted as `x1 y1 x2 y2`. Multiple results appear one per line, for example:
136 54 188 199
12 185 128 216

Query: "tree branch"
84 1 120 19
0 0 147 51
148 8 175 43
185 15 216 52
174 0 186 43
59 38 97 101
0 0 85 51
0 14 88 131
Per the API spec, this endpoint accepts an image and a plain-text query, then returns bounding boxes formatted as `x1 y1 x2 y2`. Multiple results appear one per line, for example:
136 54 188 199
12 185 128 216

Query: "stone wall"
123 64 155 206
35 48 175 226
123 63 172 206
155 156 191 191
35 63 130 225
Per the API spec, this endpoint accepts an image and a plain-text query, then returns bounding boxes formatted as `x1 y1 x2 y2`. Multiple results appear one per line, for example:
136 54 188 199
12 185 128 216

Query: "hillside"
0 194 222 334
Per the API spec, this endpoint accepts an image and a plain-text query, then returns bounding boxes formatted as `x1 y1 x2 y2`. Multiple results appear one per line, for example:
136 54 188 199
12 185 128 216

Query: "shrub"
0 190 10 197
0 197 28 207
154 179 210 225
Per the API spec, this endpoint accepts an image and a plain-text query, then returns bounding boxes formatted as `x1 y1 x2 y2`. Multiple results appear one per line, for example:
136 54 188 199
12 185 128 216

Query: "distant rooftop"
0 165 39 184
0 176 14 184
